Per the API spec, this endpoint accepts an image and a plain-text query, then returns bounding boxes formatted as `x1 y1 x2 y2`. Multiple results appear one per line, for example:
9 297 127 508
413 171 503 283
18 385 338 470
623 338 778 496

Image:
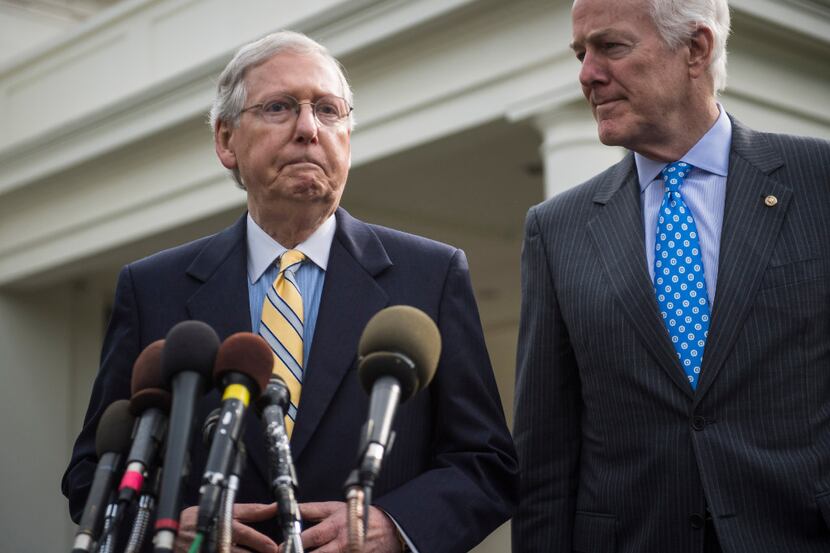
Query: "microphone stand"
261 410 303 553
344 471 368 553
216 443 246 553
97 496 121 553
124 467 162 553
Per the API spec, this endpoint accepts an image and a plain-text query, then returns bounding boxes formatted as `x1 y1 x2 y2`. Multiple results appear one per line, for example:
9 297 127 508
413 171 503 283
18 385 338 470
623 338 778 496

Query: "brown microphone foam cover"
131 340 165 396
213 332 274 395
130 387 172 416
357 305 441 392
95 399 136 457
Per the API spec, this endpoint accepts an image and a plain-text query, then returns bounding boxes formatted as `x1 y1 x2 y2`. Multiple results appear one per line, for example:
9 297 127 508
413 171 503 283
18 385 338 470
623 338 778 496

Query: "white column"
532 103 626 199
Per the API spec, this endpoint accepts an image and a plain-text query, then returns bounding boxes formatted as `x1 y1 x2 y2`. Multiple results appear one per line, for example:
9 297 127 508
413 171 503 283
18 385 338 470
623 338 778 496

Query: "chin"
596 124 625 147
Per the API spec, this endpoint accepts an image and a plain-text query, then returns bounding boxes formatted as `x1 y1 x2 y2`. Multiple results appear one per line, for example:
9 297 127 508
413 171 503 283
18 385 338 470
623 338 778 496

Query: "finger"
309 541 345 553
231 519 280 553
297 500 343 522
299 509 344 550
174 506 200 553
233 502 278 523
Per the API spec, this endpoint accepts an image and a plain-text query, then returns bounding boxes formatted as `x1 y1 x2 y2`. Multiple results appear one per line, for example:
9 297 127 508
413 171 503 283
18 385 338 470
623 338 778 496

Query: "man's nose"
293 104 319 144
578 50 608 90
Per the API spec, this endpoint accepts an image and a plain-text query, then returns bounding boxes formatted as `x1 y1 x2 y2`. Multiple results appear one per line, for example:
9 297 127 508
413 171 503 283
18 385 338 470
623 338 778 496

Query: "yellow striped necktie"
259 249 306 438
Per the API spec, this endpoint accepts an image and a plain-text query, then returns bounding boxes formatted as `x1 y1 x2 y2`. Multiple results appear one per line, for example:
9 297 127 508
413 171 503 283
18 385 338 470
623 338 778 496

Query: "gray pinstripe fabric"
513 117 830 553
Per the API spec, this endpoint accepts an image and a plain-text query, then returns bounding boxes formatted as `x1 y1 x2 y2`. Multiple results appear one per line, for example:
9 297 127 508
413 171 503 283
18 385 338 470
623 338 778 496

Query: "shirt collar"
635 104 732 192
246 212 336 284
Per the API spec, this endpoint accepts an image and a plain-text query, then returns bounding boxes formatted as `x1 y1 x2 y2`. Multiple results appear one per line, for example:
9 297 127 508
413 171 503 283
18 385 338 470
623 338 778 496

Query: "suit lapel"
694 119 790 399
183 215 274 484
588 155 696 398
290 208 391 461
185 215 252 338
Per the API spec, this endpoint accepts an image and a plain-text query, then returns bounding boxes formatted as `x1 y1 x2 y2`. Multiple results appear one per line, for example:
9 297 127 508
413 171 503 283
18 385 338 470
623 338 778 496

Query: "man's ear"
215 120 238 170
688 24 715 79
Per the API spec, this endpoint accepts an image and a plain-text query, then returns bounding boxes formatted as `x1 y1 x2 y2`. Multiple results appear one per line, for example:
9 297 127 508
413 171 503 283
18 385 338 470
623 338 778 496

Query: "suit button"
689 513 706 529
692 416 706 431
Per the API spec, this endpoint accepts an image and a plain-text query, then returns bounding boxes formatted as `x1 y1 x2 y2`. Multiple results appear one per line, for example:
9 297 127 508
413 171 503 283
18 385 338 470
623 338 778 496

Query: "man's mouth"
284 159 322 170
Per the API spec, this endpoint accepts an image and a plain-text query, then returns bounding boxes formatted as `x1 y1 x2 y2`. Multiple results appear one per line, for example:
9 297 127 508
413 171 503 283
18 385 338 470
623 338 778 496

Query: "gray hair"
646 0 731 93
209 30 354 188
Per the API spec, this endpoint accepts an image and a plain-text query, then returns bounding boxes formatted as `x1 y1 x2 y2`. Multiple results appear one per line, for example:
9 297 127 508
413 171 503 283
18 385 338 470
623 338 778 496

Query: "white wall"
0 280 102 552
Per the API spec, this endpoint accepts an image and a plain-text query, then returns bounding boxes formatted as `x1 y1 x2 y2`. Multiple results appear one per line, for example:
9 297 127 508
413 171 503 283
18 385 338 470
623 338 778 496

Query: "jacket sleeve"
61 265 141 522
373 248 519 553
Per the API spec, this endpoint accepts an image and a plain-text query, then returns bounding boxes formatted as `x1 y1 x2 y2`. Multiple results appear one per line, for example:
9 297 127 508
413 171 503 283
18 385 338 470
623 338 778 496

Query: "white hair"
646 0 731 93
209 30 354 188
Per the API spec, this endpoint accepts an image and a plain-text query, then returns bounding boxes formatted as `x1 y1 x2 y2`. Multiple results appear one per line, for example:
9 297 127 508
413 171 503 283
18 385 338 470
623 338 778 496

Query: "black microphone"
118 340 170 506
257 376 303 551
152 321 219 553
123 467 162 553
195 332 272 535
71 399 135 553
353 305 441 486
200 408 248 553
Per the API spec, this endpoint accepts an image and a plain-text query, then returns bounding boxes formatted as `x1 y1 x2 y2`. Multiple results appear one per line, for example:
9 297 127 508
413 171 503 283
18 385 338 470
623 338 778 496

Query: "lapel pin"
764 195 778 207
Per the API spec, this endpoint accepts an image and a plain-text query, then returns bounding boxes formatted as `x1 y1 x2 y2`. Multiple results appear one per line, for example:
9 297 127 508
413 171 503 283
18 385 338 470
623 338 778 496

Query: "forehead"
571 0 654 43
244 51 343 99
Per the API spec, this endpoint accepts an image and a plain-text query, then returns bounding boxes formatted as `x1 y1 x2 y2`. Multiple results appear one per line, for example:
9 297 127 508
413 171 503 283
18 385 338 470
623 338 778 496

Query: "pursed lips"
283 158 324 170
592 97 622 109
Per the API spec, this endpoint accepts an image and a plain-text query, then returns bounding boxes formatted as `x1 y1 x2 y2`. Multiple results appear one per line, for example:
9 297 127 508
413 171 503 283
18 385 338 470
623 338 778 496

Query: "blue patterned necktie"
654 161 711 390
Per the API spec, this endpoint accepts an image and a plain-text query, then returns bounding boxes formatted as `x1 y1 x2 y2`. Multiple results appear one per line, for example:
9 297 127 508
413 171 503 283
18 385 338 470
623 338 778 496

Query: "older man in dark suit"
513 0 830 552
63 30 517 553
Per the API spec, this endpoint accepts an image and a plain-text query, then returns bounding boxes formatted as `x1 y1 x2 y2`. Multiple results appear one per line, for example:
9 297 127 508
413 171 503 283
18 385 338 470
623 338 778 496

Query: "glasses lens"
314 96 349 125
260 96 298 123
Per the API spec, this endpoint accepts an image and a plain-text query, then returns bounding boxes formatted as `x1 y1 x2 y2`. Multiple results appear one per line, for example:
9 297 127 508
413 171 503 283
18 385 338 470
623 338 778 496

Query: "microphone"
257 376 303 552
195 332 272 535
123 467 162 553
354 305 441 486
201 408 248 553
71 399 135 553
118 340 171 506
153 321 219 553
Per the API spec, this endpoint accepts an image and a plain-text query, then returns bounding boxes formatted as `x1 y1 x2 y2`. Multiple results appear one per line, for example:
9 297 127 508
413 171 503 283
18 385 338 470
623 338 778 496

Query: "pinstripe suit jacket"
512 118 830 553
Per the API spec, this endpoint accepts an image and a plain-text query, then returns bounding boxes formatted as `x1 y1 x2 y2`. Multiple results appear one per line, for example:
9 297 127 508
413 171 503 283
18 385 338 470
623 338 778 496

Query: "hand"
175 503 280 553
290 501 402 553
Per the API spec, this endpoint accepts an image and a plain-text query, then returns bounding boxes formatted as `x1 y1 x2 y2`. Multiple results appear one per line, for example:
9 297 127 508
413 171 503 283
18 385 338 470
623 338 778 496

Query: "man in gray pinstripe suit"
512 0 830 551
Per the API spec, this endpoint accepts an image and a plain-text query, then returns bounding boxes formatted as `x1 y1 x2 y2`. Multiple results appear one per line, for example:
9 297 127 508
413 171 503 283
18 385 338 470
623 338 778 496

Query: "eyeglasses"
240 94 353 127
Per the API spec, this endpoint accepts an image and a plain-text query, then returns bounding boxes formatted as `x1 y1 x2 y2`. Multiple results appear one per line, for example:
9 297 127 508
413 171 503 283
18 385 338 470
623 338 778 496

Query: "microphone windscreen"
357 305 441 394
130 387 172 416
213 332 274 395
161 320 220 386
131 340 165 395
95 399 136 457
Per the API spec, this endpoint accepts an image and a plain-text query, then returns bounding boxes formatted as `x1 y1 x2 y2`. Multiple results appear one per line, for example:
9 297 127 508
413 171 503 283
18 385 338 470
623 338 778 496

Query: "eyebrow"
570 28 635 51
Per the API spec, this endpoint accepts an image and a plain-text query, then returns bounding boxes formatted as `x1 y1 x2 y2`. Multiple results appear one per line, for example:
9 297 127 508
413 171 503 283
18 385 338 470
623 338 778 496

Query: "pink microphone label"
119 470 145 492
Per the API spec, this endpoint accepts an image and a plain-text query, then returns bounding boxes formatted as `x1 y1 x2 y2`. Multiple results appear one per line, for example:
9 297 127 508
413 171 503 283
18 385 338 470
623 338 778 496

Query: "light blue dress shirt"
246 213 334 365
636 105 732 304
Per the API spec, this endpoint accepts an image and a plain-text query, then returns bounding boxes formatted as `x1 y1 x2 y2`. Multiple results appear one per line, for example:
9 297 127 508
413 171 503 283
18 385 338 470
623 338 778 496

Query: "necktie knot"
279 249 306 274
661 161 693 194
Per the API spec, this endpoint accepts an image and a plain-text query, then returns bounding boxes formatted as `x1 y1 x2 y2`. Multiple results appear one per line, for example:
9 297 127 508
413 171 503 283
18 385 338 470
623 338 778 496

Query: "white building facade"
0 0 828 551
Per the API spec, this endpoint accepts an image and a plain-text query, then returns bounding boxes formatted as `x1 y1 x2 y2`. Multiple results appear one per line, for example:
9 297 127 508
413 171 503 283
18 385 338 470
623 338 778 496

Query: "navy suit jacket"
513 119 830 553
63 207 518 552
